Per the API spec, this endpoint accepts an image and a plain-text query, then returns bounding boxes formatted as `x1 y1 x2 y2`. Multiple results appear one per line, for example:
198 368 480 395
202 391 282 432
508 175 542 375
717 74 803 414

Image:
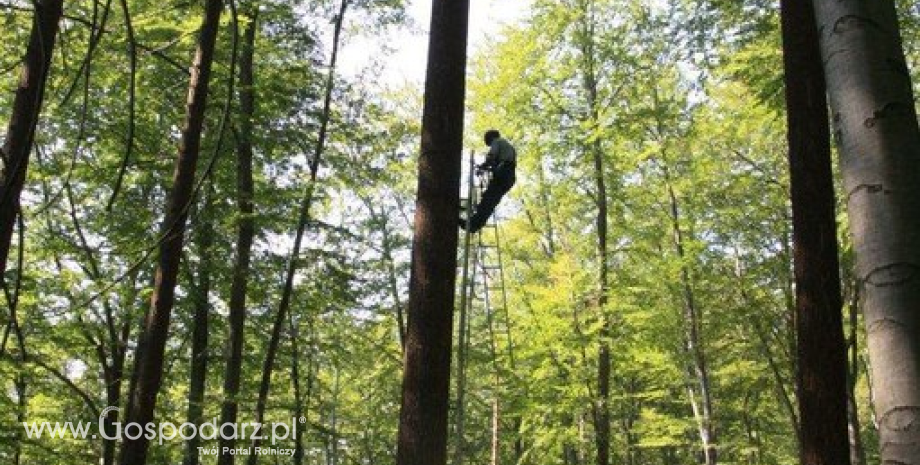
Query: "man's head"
484 129 500 146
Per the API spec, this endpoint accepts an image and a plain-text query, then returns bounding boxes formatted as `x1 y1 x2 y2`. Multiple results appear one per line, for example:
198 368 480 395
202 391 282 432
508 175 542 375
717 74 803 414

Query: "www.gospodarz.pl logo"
23 406 306 447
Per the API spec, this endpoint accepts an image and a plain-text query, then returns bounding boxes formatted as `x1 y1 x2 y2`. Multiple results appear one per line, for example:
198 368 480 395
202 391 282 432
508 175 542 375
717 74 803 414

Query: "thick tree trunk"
0 0 63 275
783 1 851 464
813 1 920 463
784 2 851 464
117 1 223 463
218 8 258 465
395 0 470 464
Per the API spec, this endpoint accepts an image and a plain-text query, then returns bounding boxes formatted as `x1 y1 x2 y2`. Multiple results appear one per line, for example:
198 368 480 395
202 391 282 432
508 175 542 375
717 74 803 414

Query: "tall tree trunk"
813 1 920 463
0 0 64 275
395 0 470 464
117 1 223 463
783 2 851 465
184 194 214 465
246 3 346 463
574 2 611 464
662 164 716 465
218 8 258 465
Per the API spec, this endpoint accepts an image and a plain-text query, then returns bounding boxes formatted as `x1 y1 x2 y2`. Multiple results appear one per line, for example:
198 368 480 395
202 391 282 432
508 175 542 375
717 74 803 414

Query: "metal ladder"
453 151 517 465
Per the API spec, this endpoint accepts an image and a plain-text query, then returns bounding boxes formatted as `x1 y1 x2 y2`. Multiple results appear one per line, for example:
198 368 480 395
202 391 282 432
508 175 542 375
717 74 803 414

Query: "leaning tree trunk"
0 0 64 275
117 1 223 463
217 8 258 465
813 1 920 463
245 2 346 463
395 0 470 464
782 0 851 464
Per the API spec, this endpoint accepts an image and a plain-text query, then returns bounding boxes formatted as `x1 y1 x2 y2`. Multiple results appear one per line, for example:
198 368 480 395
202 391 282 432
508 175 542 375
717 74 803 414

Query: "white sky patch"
339 0 533 85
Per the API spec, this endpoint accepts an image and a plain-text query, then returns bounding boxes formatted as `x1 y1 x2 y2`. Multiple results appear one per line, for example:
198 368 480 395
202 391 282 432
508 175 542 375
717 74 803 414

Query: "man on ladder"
460 129 517 233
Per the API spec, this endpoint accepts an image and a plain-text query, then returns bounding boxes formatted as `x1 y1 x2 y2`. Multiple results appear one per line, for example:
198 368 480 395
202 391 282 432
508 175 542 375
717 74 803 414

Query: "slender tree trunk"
246 3 346 463
491 397 500 465
290 312 313 465
330 368 340 465
845 283 867 465
218 8 258 465
395 0 470 464
380 210 407 350
783 2 851 465
741 393 764 465
101 303 131 465
14 374 26 465
0 0 63 275
362 199 406 350
574 2 611 464
55 179 135 465
663 164 716 465
536 156 557 256
184 194 214 465
813 1 920 463
754 321 800 431
118 1 223 463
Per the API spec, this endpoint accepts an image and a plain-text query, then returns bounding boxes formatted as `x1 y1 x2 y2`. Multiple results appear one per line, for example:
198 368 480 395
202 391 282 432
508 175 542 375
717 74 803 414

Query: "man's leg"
464 174 513 232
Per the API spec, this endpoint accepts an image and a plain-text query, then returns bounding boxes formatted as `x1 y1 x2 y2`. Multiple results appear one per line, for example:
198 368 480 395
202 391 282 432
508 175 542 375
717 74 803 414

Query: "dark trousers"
468 167 515 232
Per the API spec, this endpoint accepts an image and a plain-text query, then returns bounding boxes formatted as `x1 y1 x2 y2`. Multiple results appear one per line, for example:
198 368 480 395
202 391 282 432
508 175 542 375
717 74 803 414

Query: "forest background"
2 0 918 464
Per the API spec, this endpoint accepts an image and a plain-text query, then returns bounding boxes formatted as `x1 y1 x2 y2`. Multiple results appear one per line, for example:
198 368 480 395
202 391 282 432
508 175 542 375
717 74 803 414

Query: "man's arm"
477 142 500 171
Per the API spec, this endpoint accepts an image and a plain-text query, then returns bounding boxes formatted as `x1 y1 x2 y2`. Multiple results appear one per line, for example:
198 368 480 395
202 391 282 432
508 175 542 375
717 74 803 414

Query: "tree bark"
117 1 223 463
782 2 851 464
0 0 64 275
218 8 258 465
395 0 470 464
813 1 920 463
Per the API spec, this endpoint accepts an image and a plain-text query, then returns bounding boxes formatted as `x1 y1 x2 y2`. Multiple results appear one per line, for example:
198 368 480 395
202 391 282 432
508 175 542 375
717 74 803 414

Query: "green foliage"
1 0 897 463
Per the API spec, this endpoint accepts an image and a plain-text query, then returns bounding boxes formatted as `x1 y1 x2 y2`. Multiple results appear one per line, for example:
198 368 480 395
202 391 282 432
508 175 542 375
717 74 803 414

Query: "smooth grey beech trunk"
813 0 920 462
